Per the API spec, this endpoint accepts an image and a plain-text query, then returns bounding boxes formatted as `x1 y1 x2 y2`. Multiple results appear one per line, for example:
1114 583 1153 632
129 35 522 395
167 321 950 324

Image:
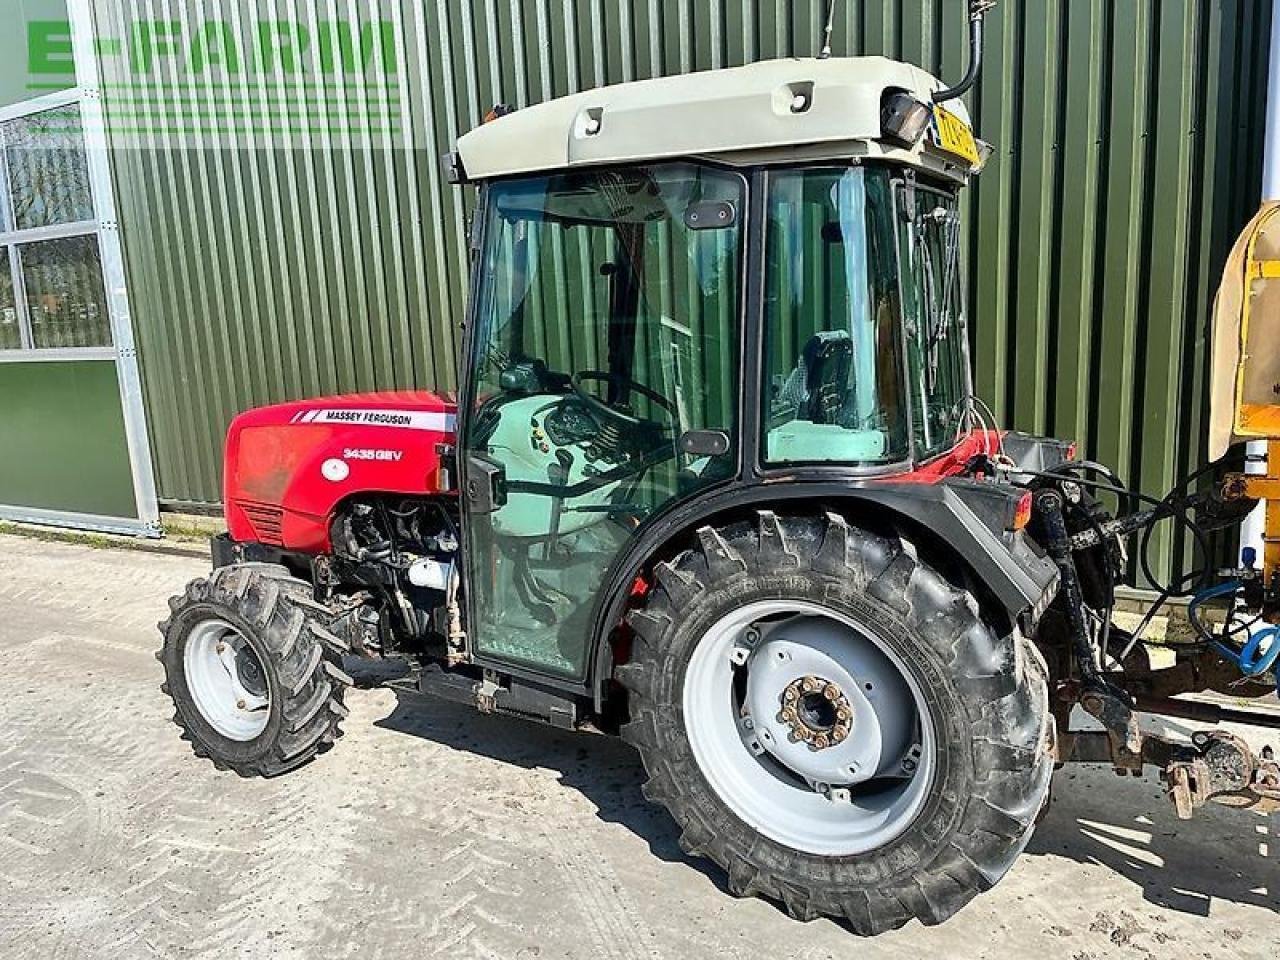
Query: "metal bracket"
1165 731 1265 819
898 169 918 222
1079 687 1143 771
1061 711 1280 818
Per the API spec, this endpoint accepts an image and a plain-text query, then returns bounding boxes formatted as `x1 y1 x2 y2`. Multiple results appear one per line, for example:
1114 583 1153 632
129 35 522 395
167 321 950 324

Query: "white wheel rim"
682 600 936 857
183 618 271 741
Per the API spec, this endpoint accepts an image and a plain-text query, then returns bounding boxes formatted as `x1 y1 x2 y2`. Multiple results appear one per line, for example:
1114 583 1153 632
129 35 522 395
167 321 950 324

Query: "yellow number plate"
931 105 980 167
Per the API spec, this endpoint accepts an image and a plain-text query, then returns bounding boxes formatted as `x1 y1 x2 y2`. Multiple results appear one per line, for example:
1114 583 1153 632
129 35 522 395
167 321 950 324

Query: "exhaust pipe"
933 0 997 103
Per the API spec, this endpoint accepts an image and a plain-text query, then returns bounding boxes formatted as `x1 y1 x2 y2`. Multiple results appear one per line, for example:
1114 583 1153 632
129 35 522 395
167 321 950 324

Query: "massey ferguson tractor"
157 1 1280 933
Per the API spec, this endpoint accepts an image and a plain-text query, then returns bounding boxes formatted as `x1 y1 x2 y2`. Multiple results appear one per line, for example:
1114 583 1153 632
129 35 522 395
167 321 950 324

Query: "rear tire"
617 511 1052 934
157 563 352 777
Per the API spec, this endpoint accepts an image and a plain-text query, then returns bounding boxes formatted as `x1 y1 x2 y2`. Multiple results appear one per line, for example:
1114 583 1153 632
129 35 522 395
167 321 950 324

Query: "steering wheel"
570 371 677 428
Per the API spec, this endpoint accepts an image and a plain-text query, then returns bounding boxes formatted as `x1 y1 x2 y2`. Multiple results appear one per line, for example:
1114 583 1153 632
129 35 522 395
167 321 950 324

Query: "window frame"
757 163 918 472
893 174 975 464
463 161 750 458
456 161 753 685
0 89 110 361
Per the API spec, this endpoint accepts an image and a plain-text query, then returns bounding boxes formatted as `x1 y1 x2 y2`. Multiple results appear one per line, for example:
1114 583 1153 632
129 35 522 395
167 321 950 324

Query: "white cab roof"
455 56 973 181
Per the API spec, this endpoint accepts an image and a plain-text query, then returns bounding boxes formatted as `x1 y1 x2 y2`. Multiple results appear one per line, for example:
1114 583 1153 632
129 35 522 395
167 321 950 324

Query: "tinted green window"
762 167 907 466
0 247 17 350
899 185 969 457
464 164 743 677
23 234 111 349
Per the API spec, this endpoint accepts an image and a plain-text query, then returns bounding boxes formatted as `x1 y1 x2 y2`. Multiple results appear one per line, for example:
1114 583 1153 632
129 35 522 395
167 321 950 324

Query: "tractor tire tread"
157 564 348 778
618 511 1052 935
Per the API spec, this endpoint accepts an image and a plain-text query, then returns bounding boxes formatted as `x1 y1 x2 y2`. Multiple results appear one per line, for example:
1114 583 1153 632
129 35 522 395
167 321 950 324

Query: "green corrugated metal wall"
96 0 1270 569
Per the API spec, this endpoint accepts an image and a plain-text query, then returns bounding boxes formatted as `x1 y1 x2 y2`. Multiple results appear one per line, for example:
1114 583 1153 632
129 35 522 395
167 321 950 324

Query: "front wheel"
617 512 1052 933
157 563 352 777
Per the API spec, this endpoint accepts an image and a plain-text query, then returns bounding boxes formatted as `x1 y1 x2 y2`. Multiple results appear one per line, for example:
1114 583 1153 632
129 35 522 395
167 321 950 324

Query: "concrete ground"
0 533 1276 960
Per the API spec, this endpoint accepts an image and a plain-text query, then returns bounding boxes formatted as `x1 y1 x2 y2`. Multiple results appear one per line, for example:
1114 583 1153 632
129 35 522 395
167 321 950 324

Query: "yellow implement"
1212 203 1280 579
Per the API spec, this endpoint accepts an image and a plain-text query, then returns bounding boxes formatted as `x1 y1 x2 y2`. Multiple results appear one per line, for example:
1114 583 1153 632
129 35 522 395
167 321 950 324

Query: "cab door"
458 164 745 680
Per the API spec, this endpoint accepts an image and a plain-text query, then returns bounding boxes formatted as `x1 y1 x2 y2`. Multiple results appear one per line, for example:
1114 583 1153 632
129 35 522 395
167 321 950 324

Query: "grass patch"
161 520 221 541
0 521 148 551
0 521 208 556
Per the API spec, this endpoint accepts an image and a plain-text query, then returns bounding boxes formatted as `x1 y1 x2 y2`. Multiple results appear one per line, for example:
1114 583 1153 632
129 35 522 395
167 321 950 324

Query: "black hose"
933 14 984 102
1022 458 1229 653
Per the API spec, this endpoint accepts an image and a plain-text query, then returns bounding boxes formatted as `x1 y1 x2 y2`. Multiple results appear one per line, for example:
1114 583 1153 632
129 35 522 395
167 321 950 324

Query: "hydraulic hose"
1189 580 1280 683
933 2 995 103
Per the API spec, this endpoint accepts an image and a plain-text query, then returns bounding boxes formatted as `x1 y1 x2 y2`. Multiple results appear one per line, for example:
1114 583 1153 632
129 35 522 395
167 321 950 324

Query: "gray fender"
588 479 1061 709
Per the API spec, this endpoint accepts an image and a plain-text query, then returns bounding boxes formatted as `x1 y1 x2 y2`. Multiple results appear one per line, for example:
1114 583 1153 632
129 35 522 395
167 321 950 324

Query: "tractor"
156 1 1280 934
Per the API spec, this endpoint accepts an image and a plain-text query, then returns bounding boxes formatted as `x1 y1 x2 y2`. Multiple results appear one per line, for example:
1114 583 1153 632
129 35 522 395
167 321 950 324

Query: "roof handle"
933 1 997 103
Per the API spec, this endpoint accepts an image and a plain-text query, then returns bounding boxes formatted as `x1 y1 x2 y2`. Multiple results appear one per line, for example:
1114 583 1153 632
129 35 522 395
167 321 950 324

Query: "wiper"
918 208 963 389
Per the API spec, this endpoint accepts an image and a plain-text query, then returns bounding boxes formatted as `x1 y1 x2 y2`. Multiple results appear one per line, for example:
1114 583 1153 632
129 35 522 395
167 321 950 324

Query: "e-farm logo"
28 17 402 146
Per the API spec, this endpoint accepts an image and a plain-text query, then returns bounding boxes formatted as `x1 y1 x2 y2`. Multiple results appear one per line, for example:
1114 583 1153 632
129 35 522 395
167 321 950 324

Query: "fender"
586 477 1061 708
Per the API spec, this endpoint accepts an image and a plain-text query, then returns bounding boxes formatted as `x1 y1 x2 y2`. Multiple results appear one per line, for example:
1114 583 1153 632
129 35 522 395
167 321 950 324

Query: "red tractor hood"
224 390 457 553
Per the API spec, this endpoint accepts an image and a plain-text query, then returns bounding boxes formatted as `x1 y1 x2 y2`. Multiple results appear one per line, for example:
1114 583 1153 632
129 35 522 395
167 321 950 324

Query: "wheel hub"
779 675 852 750
683 600 937 857
742 618 918 788
235 646 267 698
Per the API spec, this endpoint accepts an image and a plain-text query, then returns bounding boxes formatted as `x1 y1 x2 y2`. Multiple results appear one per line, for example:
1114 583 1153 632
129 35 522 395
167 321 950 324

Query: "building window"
23 235 109 348
0 100 109 356
0 247 17 350
6 105 95 230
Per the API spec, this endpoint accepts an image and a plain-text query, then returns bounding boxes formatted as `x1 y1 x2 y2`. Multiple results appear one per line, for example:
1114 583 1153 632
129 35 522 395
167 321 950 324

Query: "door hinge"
899 169 918 222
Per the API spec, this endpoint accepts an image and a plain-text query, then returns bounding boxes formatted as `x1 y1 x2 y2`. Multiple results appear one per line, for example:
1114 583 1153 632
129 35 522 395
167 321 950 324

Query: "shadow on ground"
1028 766 1276 917
375 690 729 892
376 690 1277 919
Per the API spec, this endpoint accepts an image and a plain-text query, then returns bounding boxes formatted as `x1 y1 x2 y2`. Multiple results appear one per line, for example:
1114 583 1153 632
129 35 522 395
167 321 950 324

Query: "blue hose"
1189 580 1280 682
1233 625 1280 676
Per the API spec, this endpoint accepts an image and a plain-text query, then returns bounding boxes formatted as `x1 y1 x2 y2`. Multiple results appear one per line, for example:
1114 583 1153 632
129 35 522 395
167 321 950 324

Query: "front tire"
157 563 352 777
617 512 1052 934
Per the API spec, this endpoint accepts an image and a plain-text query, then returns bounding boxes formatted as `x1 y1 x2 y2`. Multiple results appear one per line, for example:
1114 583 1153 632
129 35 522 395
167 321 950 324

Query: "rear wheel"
618 512 1052 933
157 563 352 777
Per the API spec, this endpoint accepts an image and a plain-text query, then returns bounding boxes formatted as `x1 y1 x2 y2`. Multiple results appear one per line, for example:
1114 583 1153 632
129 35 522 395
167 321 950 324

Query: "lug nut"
216 642 226 654
236 699 246 709
823 684 839 700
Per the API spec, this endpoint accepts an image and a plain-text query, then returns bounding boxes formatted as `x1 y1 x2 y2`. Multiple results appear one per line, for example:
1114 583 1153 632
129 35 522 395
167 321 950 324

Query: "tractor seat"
773 331 855 425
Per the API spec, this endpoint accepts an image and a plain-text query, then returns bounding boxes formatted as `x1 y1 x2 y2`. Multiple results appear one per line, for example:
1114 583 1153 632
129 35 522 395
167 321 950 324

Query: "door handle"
679 429 731 457
464 452 507 514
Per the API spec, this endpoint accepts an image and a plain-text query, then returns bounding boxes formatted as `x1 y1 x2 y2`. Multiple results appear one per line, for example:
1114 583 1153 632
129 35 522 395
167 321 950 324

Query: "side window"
761 167 908 466
899 184 969 457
